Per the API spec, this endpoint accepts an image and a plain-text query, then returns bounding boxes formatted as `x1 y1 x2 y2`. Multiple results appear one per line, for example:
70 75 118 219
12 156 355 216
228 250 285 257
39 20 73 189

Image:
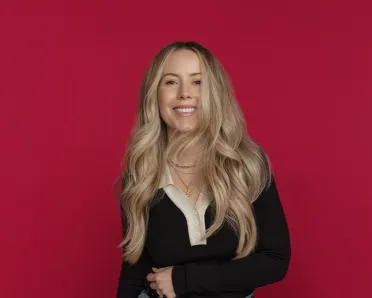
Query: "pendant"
185 188 192 197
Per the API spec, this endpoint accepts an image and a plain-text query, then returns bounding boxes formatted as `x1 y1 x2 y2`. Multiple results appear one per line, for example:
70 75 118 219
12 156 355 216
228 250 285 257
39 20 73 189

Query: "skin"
147 49 204 297
147 267 175 297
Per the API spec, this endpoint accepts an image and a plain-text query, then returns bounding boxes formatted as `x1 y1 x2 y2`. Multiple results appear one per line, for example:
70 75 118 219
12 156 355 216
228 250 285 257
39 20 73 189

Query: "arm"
171 177 291 295
116 205 153 298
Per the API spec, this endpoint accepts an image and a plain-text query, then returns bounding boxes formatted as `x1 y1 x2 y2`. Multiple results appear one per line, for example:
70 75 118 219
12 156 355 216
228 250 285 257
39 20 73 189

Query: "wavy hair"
116 41 272 264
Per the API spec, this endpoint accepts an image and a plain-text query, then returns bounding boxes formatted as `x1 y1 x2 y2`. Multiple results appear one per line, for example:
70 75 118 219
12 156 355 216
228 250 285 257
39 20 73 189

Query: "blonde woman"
116 41 291 298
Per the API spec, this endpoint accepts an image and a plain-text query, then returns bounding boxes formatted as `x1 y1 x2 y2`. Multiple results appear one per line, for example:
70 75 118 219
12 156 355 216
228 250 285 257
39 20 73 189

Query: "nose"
177 84 192 100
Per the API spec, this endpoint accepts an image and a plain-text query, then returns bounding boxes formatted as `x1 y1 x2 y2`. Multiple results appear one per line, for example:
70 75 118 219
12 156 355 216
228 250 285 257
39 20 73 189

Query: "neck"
170 146 201 166
167 128 203 166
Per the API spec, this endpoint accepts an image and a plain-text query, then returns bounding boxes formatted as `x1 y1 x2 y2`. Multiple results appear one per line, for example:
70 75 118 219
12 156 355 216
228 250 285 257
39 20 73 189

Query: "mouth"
173 107 197 117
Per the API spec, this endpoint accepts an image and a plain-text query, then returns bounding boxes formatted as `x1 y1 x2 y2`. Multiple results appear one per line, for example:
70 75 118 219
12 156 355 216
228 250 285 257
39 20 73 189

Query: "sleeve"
116 204 153 298
171 177 291 296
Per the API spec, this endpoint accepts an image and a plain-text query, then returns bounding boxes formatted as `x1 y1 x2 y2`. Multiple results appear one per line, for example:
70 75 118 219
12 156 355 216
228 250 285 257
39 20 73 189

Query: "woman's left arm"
171 177 291 296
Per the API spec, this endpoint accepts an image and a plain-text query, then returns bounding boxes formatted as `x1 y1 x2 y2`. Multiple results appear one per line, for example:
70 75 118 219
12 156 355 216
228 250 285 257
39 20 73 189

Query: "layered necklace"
167 157 202 197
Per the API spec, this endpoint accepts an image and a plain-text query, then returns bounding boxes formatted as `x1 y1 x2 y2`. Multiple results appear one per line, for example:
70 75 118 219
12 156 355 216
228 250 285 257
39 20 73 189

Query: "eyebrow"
162 72 201 78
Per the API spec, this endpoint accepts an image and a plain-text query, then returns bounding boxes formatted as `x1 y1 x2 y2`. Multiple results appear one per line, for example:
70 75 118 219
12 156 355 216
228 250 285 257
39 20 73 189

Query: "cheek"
192 85 201 97
158 88 175 107
159 86 175 98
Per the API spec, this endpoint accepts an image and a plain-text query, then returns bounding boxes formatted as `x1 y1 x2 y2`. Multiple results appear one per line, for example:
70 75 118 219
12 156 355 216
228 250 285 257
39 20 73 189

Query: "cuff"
172 265 187 296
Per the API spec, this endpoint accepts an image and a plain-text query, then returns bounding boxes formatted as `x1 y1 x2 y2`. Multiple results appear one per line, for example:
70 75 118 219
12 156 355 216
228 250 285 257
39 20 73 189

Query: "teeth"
174 108 196 112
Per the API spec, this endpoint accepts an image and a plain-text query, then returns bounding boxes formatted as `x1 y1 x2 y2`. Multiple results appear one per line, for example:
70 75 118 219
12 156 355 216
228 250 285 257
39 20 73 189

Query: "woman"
116 41 291 298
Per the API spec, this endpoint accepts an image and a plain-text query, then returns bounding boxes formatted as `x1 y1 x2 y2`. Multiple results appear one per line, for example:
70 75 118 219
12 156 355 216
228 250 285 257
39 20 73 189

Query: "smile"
173 107 197 116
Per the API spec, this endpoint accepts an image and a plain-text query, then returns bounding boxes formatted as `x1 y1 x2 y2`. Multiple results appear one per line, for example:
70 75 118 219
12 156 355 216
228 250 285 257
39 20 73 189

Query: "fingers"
147 267 175 297
150 282 176 298
150 283 176 298
149 282 158 290
146 269 166 282
146 272 156 282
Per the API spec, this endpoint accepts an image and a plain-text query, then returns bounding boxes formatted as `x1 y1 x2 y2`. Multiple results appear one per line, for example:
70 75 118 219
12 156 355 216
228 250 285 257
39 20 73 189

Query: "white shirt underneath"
158 164 212 246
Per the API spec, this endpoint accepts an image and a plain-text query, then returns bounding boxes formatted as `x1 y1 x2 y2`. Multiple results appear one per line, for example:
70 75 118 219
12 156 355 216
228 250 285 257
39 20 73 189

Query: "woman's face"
157 49 202 135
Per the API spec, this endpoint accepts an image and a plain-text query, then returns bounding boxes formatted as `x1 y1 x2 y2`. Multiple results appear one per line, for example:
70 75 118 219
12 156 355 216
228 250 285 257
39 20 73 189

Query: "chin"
169 124 197 135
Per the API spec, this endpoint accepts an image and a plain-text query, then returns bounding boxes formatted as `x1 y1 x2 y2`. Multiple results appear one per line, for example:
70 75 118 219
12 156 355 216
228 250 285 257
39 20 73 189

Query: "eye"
165 80 177 85
193 80 201 85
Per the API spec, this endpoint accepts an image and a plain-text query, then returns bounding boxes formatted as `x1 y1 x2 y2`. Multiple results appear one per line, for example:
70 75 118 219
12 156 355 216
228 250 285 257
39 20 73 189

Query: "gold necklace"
167 156 202 168
170 163 194 197
167 157 203 174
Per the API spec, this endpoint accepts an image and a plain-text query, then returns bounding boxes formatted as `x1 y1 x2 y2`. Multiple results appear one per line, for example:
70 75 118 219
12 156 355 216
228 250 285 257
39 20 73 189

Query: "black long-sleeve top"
116 166 291 298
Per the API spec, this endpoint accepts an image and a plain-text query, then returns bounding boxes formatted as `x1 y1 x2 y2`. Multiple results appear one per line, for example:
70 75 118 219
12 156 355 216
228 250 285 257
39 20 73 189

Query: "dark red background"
1 1 371 297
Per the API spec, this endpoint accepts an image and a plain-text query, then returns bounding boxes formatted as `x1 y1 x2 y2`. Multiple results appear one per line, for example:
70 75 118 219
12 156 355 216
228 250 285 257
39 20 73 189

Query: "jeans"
138 291 255 298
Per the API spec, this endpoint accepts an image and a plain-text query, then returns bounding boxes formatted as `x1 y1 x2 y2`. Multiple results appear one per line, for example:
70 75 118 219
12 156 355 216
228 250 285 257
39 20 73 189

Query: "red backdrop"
1 1 371 297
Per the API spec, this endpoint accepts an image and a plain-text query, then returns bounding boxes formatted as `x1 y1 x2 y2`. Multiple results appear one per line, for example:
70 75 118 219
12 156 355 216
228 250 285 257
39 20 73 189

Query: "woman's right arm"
116 205 153 298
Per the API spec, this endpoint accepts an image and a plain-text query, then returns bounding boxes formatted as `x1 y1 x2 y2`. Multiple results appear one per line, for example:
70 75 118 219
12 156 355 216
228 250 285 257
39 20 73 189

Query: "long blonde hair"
116 41 272 264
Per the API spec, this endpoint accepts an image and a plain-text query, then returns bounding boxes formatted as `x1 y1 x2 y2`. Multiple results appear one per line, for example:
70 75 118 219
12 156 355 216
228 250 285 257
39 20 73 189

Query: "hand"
146 266 176 298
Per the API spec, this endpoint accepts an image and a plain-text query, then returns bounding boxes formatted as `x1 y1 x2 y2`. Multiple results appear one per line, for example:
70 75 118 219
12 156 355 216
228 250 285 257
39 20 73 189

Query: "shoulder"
253 175 280 208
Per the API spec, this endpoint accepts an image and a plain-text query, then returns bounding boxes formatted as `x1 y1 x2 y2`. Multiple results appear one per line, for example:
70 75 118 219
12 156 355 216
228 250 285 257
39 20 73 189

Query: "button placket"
193 231 201 239
163 178 211 246
189 206 201 242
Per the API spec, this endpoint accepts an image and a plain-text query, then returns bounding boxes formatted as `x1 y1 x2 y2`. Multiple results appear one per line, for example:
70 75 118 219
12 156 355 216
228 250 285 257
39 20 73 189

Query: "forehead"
162 49 201 74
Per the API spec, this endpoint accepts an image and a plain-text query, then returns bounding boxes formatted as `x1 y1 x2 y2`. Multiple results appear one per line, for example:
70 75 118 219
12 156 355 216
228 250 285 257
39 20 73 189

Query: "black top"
116 177 291 298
